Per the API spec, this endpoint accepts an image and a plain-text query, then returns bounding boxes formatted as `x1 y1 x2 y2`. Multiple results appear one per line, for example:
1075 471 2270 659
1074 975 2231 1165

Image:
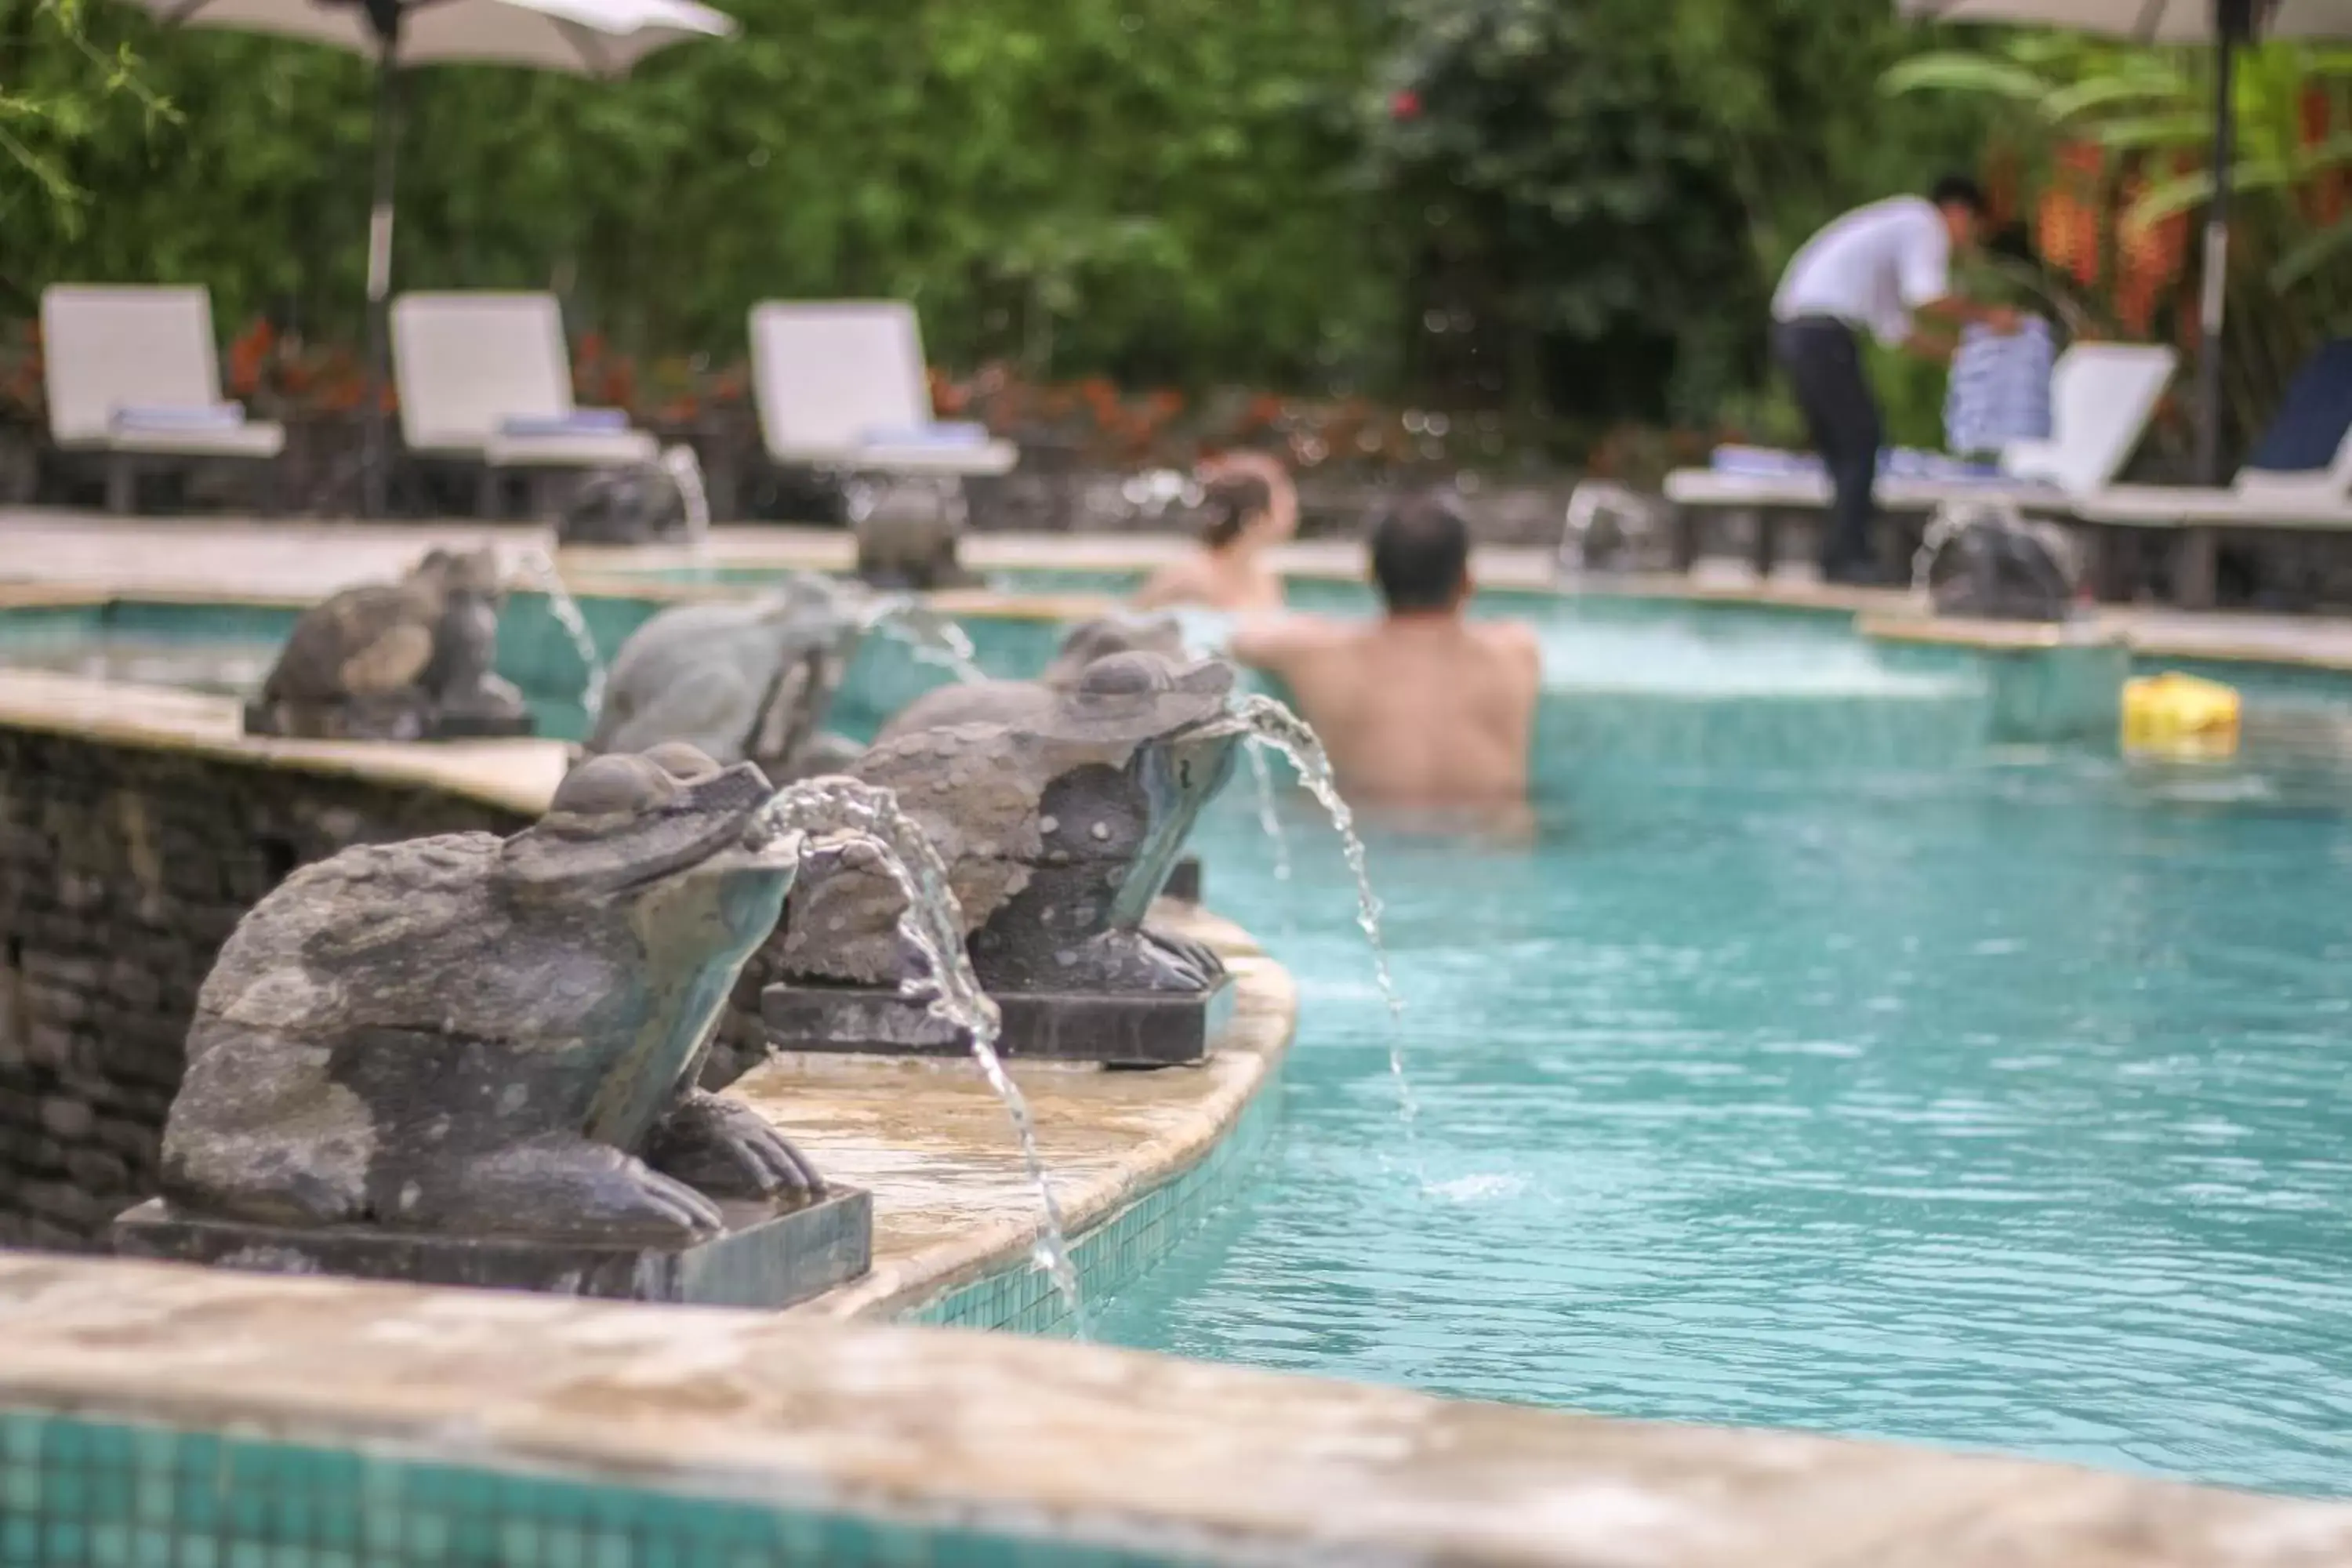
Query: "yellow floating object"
2122 672 2241 757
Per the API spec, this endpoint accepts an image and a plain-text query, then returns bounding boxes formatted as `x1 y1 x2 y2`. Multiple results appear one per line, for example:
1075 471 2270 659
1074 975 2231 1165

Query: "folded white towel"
111 403 245 431
861 423 990 448
1708 445 2029 484
499 408 630 437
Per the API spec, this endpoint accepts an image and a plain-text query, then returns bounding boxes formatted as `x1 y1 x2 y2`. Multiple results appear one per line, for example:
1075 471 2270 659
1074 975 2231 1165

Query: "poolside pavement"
15 507 2352 674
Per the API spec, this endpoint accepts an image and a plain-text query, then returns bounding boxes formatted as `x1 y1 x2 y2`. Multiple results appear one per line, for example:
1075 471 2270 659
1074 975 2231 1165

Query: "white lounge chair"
41 285 287 514
1661 343 2178 572
2059 418 2352 608
391 292 656 514
747 300 1015 479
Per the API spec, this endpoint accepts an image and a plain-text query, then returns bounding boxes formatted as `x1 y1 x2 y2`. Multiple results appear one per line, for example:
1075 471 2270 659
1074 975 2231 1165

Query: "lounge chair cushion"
499 409 631 438
2245 339 2352 475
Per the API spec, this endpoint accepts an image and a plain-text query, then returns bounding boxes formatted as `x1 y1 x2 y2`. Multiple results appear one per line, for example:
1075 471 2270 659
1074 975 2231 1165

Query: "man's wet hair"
1370 492 1471 612
1200 474 1272 549
1930 173 1989 218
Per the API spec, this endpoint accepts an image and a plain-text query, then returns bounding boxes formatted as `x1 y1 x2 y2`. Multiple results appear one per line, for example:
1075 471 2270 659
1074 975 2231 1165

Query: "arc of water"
1910 506 1968 603
659 445 713 543
1174 620 1291 885
857 593 986 685
1244 739 1294 884
764 777 1086 1330
783 572 986 687
520 549 608 724
1225 696 1416 1138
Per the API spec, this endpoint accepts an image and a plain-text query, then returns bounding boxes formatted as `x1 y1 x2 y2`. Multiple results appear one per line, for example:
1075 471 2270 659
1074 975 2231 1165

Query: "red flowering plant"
569 332 637 415
924 360 1501 480
219 319 376 416
0 321 43 423
633 354 753 428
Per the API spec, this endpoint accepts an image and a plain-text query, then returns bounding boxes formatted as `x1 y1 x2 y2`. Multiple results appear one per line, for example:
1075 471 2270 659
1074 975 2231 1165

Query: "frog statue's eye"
641 740 723 782
1075 651 1171 700
548 753 677 820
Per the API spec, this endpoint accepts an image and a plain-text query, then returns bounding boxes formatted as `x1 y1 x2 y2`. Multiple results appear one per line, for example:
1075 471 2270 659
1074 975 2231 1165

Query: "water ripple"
1098 753 2352 1501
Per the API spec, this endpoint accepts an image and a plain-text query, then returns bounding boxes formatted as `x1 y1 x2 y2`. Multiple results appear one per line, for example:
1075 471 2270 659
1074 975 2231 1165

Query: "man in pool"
1230 492 1540 811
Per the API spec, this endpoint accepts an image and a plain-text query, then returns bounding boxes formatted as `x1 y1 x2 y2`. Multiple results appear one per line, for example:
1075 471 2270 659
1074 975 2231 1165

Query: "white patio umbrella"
122 0 737 514
1899 0 2352 482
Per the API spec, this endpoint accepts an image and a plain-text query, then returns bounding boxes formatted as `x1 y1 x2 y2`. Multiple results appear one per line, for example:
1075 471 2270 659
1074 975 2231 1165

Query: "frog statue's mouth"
499 742 802 901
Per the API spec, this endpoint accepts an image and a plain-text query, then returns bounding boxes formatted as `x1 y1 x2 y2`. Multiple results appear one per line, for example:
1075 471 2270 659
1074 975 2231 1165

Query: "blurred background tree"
1365 0 1987 448
0 0 172 282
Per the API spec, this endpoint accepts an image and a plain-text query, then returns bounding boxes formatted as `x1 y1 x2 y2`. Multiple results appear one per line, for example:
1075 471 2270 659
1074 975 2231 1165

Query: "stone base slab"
111 1188 871 1308
761 972 1232 1066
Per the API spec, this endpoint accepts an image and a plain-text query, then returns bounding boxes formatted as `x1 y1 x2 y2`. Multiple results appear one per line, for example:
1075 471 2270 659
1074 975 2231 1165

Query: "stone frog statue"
875 612 1187 744
1922 502 2078 622
779 649 1240 997
247 546 530 741
590 579 866 782
852 482 982 591
158 742 822 1243
558 447 708 547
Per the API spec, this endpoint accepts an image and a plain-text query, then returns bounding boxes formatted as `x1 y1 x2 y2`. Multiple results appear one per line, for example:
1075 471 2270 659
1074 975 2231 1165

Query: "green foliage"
1370 0 1991 426
4 0 2009 434
2 0 1388 387
0 0 173 238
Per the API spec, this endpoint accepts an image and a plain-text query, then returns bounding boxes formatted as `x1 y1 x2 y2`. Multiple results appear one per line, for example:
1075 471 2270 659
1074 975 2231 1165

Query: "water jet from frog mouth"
780 572 985 685
521 549 608 724
1221 695 1417 1143
761 775 1084 1330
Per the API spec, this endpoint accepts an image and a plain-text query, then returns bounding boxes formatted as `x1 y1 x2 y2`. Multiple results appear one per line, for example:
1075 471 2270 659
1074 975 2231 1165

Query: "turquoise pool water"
10 584 2352 1500
1087 618 2352 1500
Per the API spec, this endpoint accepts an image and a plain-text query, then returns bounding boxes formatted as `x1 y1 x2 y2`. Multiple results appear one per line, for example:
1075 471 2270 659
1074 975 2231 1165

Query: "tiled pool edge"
0 1406 1194 1568
899 1056 1283 1336
4 1256 2350 1568
764 906 1298 1330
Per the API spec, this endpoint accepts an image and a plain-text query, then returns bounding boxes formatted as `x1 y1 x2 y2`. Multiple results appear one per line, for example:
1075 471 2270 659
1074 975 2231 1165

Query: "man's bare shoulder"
1472 618 1544 667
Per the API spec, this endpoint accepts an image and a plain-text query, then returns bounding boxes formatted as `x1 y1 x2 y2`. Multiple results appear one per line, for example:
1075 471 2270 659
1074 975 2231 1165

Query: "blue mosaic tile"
907 1062 1284 1334
0 1410 1207 1567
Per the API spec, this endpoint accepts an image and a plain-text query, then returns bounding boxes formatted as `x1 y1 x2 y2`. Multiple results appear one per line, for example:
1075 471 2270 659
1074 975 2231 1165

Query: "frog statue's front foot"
972 922 1224 994
426 1136 727 1242
644 1091 825 1200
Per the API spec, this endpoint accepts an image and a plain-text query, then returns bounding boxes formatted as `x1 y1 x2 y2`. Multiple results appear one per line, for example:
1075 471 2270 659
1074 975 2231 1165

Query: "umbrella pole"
359 38 401 518
2194 0 2247 487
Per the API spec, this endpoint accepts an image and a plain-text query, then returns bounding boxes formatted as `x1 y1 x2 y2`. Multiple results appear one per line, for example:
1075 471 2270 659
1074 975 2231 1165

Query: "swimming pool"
9 579 2348 1500
1089 604 2352 1501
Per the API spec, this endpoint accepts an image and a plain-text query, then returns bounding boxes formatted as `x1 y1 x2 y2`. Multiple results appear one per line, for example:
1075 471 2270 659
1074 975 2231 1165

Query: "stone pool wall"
0 724 531 1250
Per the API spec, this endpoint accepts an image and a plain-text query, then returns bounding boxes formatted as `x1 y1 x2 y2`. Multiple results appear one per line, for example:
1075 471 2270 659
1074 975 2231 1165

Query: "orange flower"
226 319 274 397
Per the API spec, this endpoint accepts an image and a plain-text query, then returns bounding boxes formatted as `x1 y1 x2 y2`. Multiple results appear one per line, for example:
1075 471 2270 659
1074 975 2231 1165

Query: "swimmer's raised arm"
1133 558 1207 611
1228 611 1340 673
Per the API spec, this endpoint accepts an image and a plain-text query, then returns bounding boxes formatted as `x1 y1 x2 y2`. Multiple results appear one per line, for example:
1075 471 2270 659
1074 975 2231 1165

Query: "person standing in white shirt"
1771 176 2019 585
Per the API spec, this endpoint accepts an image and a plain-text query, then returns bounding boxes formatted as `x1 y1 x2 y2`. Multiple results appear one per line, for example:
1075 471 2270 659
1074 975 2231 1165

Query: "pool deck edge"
0 1250 2343 1566
0 668 569 818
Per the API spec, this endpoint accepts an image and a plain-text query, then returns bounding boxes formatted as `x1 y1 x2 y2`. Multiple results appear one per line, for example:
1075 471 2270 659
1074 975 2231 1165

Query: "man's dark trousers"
1771 316 1882 582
